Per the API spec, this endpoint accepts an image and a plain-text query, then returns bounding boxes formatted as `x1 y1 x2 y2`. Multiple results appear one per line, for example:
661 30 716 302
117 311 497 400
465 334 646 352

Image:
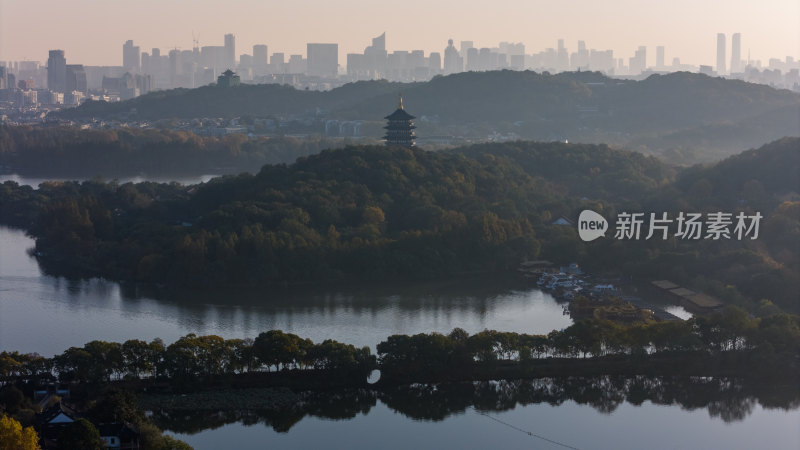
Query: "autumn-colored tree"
0 414 40 450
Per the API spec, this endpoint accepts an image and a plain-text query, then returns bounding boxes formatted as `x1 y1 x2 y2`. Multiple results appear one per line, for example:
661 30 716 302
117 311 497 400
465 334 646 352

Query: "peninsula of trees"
1 138 797 312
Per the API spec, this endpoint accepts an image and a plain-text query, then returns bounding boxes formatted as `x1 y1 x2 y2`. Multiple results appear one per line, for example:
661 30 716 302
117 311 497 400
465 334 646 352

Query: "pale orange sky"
1 0 798 67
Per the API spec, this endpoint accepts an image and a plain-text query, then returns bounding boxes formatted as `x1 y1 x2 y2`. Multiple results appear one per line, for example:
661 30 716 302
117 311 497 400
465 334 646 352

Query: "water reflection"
149 376 800 435
0 226 571 355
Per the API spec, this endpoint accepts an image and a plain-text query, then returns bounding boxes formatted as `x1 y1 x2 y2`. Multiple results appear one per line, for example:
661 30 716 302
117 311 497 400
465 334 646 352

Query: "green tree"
58 418 102 450
253 330 310 371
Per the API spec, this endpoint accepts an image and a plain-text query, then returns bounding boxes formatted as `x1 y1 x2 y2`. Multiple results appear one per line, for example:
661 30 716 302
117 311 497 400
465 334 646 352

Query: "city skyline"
0 0 797 67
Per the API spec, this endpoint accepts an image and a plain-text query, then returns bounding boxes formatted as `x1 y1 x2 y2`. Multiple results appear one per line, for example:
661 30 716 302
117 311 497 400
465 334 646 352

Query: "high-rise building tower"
443 39 461 74
307 43 338 77
557 39 569 71
372 33 386 53
384 94 416 148
65 64 87 93
716 33 726 75
123 40 140 72
629 46 646 74
47 50 67 92
253 45 268 74
224 33 236 69
460 41 473 57
429 52 441 73
656 46 665 69
731 33 741 73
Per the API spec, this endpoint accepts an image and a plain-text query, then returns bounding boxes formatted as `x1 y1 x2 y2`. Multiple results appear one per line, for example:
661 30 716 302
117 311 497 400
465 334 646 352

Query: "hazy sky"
1 0 797 67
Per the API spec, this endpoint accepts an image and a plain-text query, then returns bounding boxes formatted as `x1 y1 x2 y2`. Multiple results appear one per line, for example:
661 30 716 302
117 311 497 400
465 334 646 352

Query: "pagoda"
217 69 241 88
384 94 416 147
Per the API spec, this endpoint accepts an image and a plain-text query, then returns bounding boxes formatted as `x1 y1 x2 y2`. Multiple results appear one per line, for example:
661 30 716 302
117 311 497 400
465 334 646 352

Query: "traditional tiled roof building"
384 94 416 148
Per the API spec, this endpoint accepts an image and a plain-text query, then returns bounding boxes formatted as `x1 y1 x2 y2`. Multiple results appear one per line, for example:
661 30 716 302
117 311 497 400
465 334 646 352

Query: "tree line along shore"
2 308 798 391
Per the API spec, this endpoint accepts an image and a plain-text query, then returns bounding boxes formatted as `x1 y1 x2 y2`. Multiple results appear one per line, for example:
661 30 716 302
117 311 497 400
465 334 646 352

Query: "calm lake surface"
1 173 796 449
158 376 800 450
0 225 572 355
171 400 800 450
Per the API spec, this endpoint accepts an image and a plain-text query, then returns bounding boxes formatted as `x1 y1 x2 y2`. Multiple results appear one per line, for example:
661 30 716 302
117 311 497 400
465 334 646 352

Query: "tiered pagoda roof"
384 94 416 148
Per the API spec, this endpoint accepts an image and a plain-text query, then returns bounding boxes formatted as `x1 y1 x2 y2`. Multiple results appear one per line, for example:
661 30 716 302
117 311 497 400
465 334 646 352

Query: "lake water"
1 173 796 450
171 400 800 450
0 226 571 356
160 377 800 450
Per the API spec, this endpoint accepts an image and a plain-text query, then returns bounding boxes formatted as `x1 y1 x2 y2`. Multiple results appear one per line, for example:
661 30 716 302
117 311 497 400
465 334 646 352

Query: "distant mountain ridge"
53 71 800 164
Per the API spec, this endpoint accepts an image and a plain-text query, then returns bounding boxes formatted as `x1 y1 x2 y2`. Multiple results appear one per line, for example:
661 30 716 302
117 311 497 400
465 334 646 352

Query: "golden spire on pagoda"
398 93 404 110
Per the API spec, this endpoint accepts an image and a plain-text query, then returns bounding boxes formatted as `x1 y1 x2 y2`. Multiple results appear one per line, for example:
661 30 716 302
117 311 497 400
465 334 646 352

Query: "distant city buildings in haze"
1 30 798 115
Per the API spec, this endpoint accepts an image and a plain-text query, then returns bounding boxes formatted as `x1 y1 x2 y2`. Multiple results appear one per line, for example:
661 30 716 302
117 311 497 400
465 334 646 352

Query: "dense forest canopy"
0 126 355 177
0 138 797 312
49 71 800 163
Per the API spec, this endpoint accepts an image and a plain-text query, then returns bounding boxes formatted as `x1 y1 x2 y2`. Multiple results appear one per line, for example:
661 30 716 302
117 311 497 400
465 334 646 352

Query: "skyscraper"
47 50 66 92
364 33 388 78
557 39 569 72
429 52 441 73
716 33 726 75
123 40 140 72
731 33 741 73
465 47 478 71
629 46 646 74
65 64 87 93
443 39 461 74
460 41 473 57
307 43 338 77
253 44 268 75
656 46 665 69
224 33 236 69
372 33 386 53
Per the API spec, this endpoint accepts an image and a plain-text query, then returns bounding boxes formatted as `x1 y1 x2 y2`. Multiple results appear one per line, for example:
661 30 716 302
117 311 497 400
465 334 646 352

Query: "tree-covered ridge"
0 126 352 177
0 140 656 285
7 144 568 284
456 141 674 200
53 79 406 121
0 139 797 311
670 136 800 209
633 137 800 311
49 70 800 163
54 71 798 130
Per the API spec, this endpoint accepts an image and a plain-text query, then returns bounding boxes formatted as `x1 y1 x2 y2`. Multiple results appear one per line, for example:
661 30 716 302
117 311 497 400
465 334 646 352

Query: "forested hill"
56 71 797 130
51 71 800 163
0 139 796 310
668 136 800 209
0 141 669 285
